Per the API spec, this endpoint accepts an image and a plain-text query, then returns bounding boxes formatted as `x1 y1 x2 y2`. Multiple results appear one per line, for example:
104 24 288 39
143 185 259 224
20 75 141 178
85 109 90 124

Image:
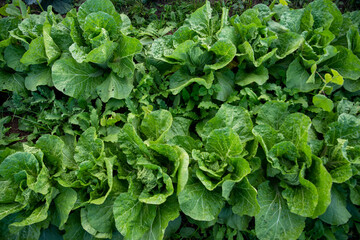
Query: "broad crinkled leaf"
83 12 117 40
281 166 318 217
286 57 320 93
319 186 351 225
308 0 343 36
0 152 39 179
0 71 27 97
77 0 122 28
205 128 244 159
97 72 133 102
322 46 360 80
36 134 65 175
229 177 260 217
204 39 236 71
201 104 253 142
169 68 214 95
20 36 47 66
255 181 305 240
185 0 212 37
273 32 304 59
25 65 52 91
52 57 105 99
108 35 142 78
113 192 157 240
141 110 173 142
53 187 77 230
307 156 332 217
236 65 269 86
178 180 224 221
85 41 118 64
141 195 180 240
256 101 289 130
81 198 114 239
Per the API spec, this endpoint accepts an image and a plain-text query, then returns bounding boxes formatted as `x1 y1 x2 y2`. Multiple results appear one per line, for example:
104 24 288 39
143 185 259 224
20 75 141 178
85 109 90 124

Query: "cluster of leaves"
1 0 360 239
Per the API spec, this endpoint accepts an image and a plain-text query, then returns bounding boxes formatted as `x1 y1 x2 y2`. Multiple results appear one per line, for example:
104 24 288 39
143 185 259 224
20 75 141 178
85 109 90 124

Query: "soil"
0 0 7 8
3 113 29 143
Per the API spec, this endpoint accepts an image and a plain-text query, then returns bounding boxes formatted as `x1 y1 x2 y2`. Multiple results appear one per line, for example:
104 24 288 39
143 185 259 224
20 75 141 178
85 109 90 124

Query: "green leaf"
36 134 65 175
0 203 24 221
4 45 27 72
201 104 253 142
10 188 58 229
308 0 343 36
313 95 334 112
186 0 212 37
325 113 360 146
256 101 289 130
77 0 122 28
52 57 105 99
43 21 61 64
97 72 133 102
273 32 304 59
308 156 332 217
205 128 244 159
169 68 214 95
0 152 39 179
255 181 305 240
325 139 352 183
113 192 157 240
85 41 118 64
214 70 235 101
279 113 312 149
83 12 117 40
178 180 224 221
236 65 269 86
81 198 114 239
142 195 180 240
25 65 52 91
320 186 351 225
281 165 318 217
141 110 173 142
108 35 142 78
229 178 260 217
204 39 236 71
0 71 27 97
330 69 344 85
322 46 360 80
20 37 47 66
286 57 320 93
53 187 77 230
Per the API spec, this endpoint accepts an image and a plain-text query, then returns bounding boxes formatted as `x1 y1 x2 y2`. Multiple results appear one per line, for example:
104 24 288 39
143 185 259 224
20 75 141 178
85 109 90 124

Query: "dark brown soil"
0 0 7 8
3 114 29 143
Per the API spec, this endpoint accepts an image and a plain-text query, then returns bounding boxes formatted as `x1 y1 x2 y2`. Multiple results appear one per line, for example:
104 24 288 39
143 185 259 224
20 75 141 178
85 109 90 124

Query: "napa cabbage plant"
252 101 333 240
110 109 189 240
0 135 77 239
177 104 259 222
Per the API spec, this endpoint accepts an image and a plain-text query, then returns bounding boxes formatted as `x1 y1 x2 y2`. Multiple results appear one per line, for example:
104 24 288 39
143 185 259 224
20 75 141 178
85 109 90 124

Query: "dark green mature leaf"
77 0 122 28
201 104 253 142
52 57 105 99
229 178 260 217
322 46 360 80
286 57 320 93
255 182 305 240
178 181 224 221
114 192 157 240
141 110 173 142
320 186 351 225
97 72 133 102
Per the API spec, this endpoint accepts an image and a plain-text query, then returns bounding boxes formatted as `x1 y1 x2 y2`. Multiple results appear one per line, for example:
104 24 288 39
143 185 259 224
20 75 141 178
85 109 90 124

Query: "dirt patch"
0 0 7 8
3 114 29 143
